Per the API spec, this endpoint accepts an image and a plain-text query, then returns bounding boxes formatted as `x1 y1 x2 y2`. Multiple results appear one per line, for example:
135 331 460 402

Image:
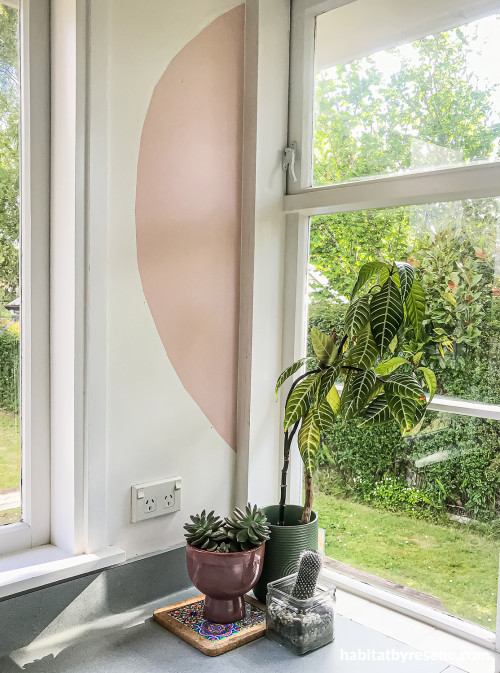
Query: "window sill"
324 564 496 651
0 544 126 599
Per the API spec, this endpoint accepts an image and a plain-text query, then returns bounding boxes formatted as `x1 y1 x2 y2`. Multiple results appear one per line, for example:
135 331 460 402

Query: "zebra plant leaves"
284 373 321 431
345 294 370 337
385 373 426 401
314 401 336 433
395 261 415 302
317 364 339 405
275 357 313 398
311 328 338 366
351 261 391 300
343 325 378 370
298 410 321 476
341 369 376 423
370 277 404 355
358 394 391 426
276 256 438 527
386 392 420 432
405 278 426 338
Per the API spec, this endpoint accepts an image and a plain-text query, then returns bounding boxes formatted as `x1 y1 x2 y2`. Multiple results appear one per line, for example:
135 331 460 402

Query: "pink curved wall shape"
135 6 244 451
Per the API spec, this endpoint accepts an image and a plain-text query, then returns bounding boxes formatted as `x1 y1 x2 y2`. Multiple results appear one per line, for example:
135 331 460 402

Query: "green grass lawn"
316 491 499 629
0 507 20 525
0 410 21 490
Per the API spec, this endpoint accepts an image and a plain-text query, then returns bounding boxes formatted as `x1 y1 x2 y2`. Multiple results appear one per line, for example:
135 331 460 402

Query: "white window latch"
282 142 297 182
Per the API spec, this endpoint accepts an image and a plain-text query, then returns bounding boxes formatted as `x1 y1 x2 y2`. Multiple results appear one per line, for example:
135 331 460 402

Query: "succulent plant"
291 550 322 600
184 509 227 552
225 503 270 551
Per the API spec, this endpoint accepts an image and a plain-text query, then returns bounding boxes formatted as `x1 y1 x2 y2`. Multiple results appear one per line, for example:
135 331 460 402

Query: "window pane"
0 3 20 526
314 411 499 628
314 3 500 186
309 198 500 404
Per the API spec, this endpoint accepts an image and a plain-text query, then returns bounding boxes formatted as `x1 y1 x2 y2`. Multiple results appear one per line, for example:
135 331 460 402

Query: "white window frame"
285 0 500 653
0 0 124 592
0 0 51 556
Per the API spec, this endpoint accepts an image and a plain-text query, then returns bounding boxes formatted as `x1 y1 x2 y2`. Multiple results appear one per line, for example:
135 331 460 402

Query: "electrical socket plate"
131 477 182 523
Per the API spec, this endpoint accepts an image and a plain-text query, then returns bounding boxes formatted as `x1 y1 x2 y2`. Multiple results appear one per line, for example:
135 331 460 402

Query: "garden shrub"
0 320 19 413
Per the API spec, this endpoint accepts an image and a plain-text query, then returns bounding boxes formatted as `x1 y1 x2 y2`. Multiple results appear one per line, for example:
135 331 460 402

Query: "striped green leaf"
344 325 379 370
358 394 391 426
418 367 437 402
351 261 391 300
395 262 415 303
314 401 336 433
370 277 404 355
386 392 419 433
284 373 321 431
275 357 313 398
345 294 371 338
341 369 376 423
405 278 425 339
385 373 426 401
366 379 384 404
311 328 338 365
298 411 321 476
374 357 409 377
317 365 339 405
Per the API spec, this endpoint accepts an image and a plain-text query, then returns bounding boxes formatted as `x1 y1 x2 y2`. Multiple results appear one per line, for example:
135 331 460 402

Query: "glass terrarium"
266 571 336 655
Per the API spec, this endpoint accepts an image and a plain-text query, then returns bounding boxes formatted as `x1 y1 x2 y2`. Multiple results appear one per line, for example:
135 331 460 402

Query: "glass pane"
0 3 21 526
309 198 500 404
314 412 499 628
314 2 500 185
308 199 500 628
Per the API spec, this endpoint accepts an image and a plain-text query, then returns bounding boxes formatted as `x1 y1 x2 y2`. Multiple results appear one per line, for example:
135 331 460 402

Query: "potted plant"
254 260 436 601
184 504 270 623
266 550 336 655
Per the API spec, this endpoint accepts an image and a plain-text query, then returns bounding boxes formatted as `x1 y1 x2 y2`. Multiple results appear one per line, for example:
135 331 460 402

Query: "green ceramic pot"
253 504 318 603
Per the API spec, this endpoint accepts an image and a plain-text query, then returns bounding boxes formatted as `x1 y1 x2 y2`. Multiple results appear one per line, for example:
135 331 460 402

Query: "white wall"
82 0 290 559
100 0 242 558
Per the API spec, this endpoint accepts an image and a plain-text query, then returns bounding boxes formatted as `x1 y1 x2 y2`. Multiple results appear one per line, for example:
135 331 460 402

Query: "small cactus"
291 550 322 600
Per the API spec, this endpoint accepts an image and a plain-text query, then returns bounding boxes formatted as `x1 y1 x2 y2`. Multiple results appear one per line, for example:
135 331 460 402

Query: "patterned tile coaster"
153 594 266 656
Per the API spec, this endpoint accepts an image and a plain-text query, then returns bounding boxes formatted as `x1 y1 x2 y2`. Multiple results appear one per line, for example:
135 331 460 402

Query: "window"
0 2 21 527
286 0 500 651
0 0 50 556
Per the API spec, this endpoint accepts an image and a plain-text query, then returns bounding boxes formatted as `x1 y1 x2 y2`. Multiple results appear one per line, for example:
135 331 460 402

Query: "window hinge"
282 142 297 182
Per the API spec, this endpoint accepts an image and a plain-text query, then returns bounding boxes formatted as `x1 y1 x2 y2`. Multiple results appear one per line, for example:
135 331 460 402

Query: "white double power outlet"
131 477 182 523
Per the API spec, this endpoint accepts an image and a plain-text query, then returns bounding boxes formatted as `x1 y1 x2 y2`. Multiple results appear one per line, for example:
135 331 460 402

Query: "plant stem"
301 472 314 524
278 421 299 525
277 368 320 526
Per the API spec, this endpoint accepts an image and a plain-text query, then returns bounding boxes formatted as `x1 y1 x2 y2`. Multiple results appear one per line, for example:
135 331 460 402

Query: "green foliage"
224 503 271 552
184 504 270 553
183 510 227 552
0 321 19 413
277 260 438 524
0 5 19 304
359 475 434 513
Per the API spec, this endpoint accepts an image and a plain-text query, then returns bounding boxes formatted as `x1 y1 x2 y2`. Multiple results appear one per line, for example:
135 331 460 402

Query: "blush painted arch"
135 5 244 451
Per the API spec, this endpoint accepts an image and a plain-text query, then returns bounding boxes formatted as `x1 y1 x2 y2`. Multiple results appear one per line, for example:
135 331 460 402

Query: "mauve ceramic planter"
186 542 265 624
